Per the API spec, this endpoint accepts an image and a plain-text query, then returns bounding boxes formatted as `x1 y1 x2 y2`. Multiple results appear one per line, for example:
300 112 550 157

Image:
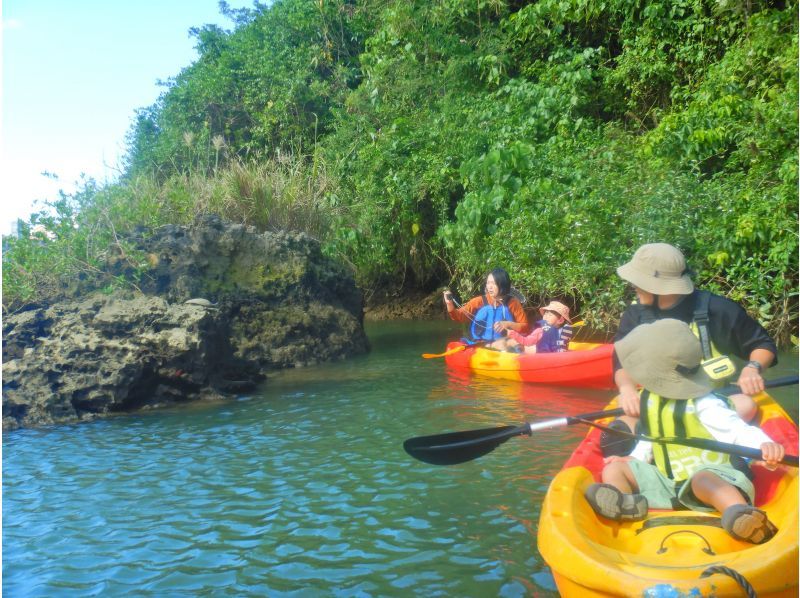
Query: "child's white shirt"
629 393 774 463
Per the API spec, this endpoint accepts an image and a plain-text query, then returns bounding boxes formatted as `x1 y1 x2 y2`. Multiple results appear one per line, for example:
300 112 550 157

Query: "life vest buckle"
701 355 736 380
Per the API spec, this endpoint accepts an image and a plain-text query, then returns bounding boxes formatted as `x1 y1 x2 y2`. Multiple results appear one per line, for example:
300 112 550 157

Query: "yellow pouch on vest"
701 355 736 380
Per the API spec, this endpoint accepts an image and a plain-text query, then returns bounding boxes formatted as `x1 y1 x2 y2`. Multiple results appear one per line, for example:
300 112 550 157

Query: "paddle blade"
403 425 530 465
421 345 467 359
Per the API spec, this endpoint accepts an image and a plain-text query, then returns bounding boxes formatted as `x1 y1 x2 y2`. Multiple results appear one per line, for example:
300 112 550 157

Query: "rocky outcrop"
2 216 369 430
364 289 445 320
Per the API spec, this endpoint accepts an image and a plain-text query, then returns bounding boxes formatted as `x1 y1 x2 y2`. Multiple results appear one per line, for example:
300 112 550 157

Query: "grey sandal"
721 505 777 544
585 483 648 521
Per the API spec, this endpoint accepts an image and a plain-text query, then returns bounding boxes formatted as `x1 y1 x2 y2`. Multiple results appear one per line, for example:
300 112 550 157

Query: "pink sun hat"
539 301 571 323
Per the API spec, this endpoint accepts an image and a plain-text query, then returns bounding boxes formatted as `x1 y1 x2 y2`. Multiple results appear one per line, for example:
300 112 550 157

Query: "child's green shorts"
627 460 755 511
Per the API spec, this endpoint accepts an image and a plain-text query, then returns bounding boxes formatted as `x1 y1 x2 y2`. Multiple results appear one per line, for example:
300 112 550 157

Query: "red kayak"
443 341 615 389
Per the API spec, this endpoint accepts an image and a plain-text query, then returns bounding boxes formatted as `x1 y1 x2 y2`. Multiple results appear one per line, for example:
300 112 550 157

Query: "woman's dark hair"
488 267 511 300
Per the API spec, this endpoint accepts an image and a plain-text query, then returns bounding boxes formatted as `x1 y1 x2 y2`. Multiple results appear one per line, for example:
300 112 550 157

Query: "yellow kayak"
538 391 799 597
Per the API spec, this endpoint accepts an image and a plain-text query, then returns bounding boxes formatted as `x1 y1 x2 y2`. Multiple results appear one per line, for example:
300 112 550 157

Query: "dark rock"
2 217 369 430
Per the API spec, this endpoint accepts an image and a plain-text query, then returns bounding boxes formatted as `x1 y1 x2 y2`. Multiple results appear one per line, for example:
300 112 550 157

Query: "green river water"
3 320 798 597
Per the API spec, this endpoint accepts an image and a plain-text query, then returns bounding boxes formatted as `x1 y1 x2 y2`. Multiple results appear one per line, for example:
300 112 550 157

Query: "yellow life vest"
640 390 731 482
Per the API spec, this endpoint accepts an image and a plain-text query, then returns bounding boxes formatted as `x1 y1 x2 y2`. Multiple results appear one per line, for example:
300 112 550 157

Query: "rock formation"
2 216 369 430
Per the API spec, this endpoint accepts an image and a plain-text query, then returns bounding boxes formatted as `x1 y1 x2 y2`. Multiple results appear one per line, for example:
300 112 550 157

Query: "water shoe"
721 505 777 544
585 483 648 521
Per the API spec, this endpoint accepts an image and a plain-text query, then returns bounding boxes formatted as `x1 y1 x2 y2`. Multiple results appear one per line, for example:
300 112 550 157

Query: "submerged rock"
2 216 369 430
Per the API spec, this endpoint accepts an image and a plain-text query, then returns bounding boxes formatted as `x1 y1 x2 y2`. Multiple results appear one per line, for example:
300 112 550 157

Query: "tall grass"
212 153 338 239
2 153 342 311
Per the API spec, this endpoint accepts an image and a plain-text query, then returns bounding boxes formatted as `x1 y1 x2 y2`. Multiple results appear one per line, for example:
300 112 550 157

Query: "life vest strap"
693 291 714 360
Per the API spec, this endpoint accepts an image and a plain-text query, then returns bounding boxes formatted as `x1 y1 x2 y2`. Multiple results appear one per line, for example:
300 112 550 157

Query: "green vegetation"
3 0 797 345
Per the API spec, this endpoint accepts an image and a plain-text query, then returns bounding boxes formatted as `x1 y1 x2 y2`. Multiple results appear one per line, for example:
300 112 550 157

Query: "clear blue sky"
1 0 253 235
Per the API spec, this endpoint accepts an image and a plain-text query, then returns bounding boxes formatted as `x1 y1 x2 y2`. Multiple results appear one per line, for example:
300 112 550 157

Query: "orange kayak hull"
443 341 615 389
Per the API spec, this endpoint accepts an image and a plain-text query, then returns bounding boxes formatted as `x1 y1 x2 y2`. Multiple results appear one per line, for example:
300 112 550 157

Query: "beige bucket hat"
539 301 571 323
614 319 712 400
617 243 694 295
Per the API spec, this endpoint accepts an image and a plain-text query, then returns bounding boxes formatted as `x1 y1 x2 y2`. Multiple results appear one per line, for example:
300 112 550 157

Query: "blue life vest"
470 296 515 341
535 321 573 352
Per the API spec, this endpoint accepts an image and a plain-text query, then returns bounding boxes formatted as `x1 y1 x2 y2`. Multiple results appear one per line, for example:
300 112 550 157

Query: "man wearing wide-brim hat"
612 243 778 423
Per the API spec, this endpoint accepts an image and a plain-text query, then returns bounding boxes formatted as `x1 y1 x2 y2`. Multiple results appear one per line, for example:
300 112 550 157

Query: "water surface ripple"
4 321 797 596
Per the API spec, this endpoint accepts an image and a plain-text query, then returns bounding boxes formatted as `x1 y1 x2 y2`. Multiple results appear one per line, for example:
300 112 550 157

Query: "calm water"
3 321 798 597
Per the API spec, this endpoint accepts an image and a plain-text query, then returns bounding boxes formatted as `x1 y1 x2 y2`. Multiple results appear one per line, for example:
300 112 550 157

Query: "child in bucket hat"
585 319 786 544
507 301 573 353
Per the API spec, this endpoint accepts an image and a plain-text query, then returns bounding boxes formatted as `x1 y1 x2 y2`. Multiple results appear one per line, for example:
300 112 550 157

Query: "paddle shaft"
717 374 798 397
530 408 624 432
422 339 491 359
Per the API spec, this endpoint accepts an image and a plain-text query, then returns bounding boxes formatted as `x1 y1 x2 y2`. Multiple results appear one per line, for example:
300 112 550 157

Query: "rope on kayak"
444 294 479 326
700 566 756 598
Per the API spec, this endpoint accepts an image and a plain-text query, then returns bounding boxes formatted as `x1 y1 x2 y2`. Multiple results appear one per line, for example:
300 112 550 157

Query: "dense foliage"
4 0 797 344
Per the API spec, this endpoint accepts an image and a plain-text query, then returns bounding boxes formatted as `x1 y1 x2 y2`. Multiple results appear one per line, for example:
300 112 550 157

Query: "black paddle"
578 417 799 467
404 375 799 466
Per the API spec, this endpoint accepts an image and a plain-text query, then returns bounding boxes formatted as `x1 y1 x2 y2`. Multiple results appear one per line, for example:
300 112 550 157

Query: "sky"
1 0 253 235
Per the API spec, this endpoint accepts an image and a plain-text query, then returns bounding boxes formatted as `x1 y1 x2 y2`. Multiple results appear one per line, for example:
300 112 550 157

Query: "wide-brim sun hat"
614 319 712 400
617 243 694 295
539 301 571 323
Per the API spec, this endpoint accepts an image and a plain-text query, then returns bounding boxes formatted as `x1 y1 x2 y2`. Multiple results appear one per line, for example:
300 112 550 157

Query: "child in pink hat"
507 301 573 353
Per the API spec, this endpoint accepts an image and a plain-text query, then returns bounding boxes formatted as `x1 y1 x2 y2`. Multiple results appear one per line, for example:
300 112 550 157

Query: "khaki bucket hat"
539 301 571 323
617 243 694 295
614 319 712 400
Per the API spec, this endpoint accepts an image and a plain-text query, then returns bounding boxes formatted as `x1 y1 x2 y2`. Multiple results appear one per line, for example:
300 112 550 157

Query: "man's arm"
708 295 777 395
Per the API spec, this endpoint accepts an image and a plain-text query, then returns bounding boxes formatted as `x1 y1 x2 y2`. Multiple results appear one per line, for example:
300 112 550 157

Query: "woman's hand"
443 291 454 312
493 320 511 333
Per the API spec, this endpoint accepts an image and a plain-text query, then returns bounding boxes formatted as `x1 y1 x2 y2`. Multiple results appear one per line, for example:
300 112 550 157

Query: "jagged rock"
2 216 369 430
